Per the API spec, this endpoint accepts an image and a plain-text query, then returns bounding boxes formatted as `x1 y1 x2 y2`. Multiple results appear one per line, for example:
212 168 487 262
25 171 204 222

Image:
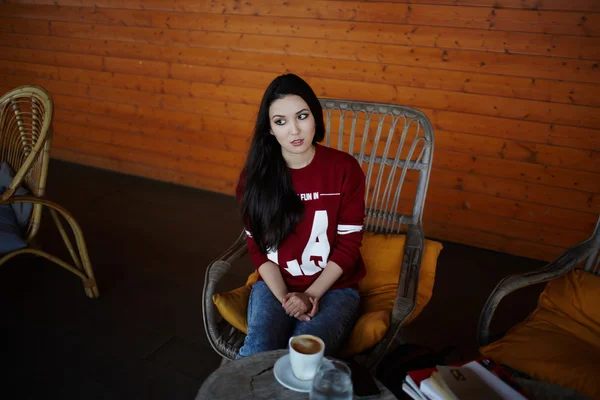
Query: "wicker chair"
0 85 99 298
478 216 600 345
203 99 435 369
477 216 600 398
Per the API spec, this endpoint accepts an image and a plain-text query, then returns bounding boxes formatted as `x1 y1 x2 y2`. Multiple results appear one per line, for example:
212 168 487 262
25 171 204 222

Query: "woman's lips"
291 139 304 147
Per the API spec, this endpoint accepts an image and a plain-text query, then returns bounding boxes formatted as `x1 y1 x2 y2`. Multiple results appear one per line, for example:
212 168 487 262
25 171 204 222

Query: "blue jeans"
237 281 361 358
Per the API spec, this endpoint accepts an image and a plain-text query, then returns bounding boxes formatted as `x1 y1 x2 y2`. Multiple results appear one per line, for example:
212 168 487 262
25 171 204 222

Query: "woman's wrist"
277 290 289 304
304 289 321 300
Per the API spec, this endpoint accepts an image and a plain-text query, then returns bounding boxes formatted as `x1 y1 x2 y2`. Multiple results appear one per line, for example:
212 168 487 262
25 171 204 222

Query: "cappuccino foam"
291 337 322 355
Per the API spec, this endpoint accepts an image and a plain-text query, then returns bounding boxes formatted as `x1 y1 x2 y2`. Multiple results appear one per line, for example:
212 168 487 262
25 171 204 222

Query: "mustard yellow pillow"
341 311 390 357
212 233 443 356
343 233 443 355
212 271 258 334
480 270 600 398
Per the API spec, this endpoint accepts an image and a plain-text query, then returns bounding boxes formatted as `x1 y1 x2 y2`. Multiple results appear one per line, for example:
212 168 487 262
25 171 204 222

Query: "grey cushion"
0 161 32 253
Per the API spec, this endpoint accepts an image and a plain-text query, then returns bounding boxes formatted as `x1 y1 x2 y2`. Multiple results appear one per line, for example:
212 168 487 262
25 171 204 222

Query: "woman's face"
268 95 316 159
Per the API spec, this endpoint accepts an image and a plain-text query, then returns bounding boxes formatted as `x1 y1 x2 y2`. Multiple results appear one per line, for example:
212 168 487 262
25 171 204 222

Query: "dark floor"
0 160 547 399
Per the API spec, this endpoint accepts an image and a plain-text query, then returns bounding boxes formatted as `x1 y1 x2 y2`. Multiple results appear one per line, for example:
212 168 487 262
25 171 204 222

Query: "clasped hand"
282 292 319 321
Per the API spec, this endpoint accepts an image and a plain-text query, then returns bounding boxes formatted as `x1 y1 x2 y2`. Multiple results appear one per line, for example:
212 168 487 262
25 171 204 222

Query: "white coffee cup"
288 334 325 381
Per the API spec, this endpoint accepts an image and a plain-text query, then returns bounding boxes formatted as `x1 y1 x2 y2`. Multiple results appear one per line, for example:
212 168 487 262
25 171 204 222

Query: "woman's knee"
239 281 294 357
239 320 293 358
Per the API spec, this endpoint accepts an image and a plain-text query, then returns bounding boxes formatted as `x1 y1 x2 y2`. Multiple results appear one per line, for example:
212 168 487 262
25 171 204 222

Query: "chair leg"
50 208 83 271
49 208 99 298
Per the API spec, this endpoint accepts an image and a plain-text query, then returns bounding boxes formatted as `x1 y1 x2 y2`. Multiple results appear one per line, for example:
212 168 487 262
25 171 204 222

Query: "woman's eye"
275 119 286 126
298 113 309 120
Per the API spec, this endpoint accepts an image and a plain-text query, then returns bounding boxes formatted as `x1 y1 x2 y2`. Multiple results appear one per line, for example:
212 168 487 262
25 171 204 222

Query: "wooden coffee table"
195 349 396 399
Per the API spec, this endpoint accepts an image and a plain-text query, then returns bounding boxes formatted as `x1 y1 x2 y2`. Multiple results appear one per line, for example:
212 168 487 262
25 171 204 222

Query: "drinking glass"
309 360 353 400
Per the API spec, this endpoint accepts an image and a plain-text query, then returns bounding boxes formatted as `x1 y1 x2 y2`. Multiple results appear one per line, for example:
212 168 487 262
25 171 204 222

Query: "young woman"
236 74 366 358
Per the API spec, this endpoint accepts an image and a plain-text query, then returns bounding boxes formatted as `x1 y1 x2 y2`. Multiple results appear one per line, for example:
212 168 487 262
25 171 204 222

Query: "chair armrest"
477 220 600 347
2 194 84 246
365 224 424 370
1 195 70 212
202 229 248 359
392 224 424 324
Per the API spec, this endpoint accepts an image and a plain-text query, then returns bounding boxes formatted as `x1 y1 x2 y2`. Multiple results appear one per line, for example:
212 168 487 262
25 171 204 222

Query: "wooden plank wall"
0 0 598 261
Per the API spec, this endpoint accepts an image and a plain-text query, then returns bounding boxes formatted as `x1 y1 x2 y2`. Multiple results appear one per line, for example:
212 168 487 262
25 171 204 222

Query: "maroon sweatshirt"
237 144 366 293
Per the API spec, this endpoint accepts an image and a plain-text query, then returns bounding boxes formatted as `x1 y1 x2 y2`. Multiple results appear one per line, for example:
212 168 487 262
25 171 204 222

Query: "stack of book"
402 357 530 400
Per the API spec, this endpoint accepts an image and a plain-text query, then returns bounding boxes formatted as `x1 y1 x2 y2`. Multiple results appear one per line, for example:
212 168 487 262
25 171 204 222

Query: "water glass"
309 360 353 400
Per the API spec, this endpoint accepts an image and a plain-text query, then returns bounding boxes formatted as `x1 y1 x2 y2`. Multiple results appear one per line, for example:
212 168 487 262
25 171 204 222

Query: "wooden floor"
0 160 546 399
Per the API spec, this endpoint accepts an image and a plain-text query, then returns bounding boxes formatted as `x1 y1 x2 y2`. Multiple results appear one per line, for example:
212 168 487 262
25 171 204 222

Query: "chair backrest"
0 85 53 199
582 217 600 275
0 86 53 241
319 99 434 234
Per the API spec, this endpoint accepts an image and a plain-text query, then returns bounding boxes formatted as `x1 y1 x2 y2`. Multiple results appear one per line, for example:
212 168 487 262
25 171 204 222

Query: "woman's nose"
290 120 301 135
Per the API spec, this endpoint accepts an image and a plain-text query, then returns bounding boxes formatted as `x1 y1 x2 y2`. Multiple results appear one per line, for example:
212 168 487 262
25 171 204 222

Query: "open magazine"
402 357 531 400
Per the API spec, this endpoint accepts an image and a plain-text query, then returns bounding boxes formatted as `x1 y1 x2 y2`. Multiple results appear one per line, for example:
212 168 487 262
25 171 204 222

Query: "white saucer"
273 353 313 393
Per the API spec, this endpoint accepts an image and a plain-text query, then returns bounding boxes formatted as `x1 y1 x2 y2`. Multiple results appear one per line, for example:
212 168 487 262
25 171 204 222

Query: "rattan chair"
477 216 600 399
203 99 435 369
0 85 99 298
478 216 600 346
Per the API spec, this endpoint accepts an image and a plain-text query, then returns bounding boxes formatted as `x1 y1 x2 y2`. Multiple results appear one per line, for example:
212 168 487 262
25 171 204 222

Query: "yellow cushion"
212 271 258 333
343 311 390 355
480 269 600 398
212 233 443 356
342 233 443 355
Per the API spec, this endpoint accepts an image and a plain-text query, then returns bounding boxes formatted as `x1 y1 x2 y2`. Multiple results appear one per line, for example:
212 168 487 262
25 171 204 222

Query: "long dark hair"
239 74 325 254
